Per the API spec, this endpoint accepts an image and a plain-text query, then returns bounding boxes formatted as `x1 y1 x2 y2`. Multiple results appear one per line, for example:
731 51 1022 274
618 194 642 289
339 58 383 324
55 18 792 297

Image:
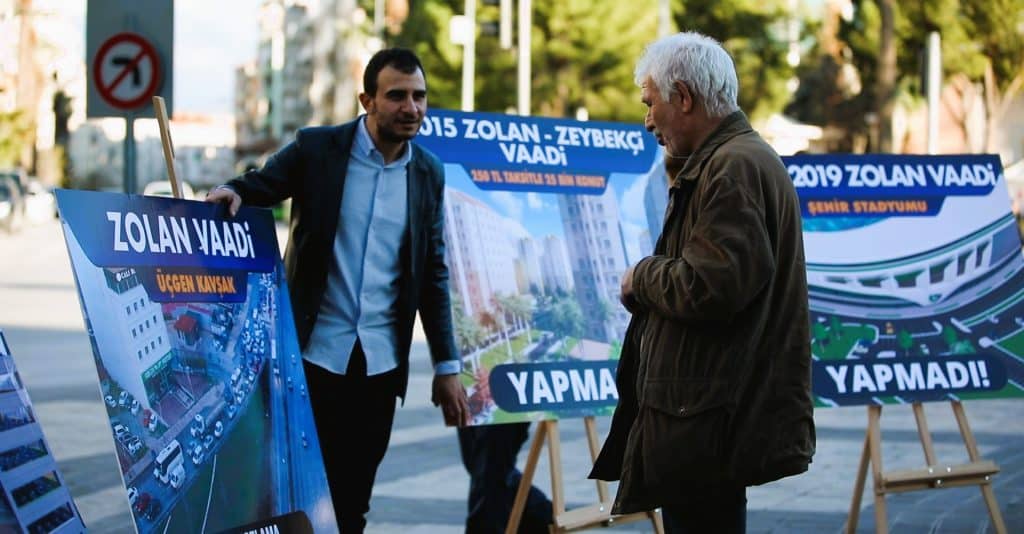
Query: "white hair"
634 32 739 118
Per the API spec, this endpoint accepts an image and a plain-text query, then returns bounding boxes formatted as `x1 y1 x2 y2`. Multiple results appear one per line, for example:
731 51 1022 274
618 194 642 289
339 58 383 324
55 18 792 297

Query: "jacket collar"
331 115 427 169
673 110 752 186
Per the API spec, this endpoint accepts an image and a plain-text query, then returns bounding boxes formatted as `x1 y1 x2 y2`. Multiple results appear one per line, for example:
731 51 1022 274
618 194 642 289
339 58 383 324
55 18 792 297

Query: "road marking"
201 454 218 533
989 341 1024 366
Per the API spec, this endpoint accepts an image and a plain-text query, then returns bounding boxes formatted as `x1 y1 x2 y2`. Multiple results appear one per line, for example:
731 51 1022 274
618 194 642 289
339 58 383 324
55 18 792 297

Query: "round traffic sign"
92 32 161 110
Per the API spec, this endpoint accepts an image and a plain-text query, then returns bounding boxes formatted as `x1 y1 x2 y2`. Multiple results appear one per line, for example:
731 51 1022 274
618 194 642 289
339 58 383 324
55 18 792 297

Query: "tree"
489 294 514 358
872 0 896 152
829 315 843 341
962 0 1024 151
812 322 828 352
802 0 1024 151
452 300 486 372
504 294 534 344
942 325 959 352
670 0 797 121
396 0 657 120
0 111 31 169
550 296 584 355
897 328 913 355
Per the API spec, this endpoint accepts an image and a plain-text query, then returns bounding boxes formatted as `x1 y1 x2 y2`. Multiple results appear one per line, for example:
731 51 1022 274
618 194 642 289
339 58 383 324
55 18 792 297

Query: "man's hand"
205 186 242 216
432 374 470 427
620 264 637 311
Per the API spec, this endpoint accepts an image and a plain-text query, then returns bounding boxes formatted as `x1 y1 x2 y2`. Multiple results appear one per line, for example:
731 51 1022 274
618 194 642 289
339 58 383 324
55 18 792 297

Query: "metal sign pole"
124 114 136 194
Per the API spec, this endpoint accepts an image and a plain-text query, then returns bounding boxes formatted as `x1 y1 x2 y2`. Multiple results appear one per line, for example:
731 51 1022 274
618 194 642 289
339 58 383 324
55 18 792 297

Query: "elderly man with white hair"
591 32 816 533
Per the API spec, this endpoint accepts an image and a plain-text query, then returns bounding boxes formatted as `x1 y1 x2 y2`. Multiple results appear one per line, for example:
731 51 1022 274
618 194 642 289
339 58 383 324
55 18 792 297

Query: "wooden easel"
152 96 185 198
844 401 1007 533
505 417 663 534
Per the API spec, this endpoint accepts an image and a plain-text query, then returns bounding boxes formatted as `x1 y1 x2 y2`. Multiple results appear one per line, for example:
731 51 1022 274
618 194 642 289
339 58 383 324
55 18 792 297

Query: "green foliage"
397 0 657 120
396 0 805 120
0 110 31 169
812 321 828 350
962 0 1024 93
942 325 959 350
829 315 843 340
839 0 1024 103
671 0 795 120
535 294 584 342
897 329 913 354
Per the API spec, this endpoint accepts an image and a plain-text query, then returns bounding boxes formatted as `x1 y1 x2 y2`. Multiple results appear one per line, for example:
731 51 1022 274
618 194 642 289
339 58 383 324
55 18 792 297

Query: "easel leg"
647 509 665 534
845 427 871 533
582 416 610 504
951 402 1007 534
507 422 549 534
867 405 888 534
547 420 566 522
911 403 937 466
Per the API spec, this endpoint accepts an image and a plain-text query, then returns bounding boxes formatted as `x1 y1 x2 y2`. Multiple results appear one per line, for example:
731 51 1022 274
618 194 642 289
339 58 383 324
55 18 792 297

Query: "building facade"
444 188 519 318
66 235 174 413
558 188 631 342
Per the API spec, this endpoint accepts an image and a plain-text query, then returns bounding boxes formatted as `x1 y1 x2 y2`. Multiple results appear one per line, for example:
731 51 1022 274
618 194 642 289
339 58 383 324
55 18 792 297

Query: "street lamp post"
517 0 530 115
463 0 477 112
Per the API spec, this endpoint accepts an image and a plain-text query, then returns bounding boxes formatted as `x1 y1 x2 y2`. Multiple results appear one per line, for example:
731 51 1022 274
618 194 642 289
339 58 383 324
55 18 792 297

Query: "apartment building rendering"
64 229 173 413
558 188 632 343
444 188 520 318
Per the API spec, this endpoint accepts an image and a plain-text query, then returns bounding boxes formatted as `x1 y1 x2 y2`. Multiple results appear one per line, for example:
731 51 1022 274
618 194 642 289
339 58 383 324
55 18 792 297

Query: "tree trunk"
983 60 1024 153
874 0 896 153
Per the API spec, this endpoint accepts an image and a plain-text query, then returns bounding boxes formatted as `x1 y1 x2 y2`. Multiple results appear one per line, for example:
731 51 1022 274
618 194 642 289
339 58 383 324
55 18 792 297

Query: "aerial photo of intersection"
64 214 336 534
804 208 1024 407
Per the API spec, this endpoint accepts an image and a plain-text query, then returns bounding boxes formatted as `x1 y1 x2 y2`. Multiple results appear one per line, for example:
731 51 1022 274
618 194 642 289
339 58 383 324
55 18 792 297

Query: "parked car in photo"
130 399 140 415
104 394 117 409
0 173 25 233
142 179 195 200
23 179 56 223
134 492 151 514
213 420 223 438
126 486 138 506
112 423 128 439
144 498 162 521
168 464 185 489
126 437 142 456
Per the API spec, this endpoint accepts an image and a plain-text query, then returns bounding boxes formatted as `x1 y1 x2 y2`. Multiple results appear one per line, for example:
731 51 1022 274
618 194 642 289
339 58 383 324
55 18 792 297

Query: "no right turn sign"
92 32 162 111
86 0 173 118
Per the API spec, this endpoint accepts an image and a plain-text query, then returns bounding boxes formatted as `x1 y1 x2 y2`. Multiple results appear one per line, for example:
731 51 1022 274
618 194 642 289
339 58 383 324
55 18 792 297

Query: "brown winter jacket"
590 111 815 514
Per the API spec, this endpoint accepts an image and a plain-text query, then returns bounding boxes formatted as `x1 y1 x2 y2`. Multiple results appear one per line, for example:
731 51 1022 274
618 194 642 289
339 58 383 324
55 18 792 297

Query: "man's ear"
358 92 373 113
673 80 693 113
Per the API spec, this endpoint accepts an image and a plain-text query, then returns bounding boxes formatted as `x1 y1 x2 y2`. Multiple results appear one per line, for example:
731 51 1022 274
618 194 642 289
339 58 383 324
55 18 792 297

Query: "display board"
788 154 1024 406
0 330 86 534
416 109 661 425
55 190 336 533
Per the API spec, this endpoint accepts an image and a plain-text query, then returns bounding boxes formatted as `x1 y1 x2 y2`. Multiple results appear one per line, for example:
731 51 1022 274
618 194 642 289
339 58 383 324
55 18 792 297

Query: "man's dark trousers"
660 485 746 534
458 423 553 533
303 341 400 533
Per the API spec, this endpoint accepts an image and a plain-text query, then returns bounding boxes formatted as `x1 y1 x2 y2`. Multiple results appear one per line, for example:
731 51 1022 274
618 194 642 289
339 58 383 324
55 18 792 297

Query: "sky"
46 0 260 115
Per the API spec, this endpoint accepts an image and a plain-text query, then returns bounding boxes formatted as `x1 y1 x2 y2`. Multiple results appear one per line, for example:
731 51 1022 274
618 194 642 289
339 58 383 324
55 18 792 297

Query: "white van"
168 464 186 489
153 440 183 484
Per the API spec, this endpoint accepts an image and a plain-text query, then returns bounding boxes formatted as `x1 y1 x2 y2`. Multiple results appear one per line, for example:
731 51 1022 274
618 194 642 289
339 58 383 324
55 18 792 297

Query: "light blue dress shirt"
303 117 460 377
